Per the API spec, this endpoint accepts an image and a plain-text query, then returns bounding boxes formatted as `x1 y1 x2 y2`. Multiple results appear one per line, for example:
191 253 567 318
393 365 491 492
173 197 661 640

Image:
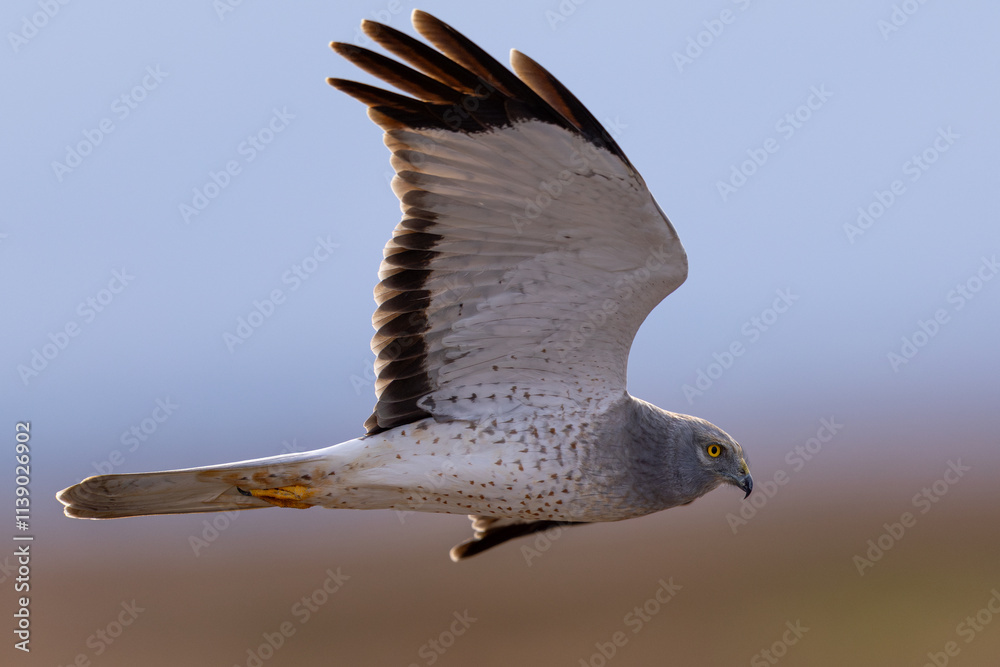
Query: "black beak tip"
741 474 753 499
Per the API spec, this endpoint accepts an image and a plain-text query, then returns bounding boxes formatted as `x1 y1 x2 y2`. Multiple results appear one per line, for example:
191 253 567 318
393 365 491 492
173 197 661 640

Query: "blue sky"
3 0 999 527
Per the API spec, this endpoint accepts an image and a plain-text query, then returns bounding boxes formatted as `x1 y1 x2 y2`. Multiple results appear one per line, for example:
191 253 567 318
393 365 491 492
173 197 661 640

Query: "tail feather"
58 452 332 519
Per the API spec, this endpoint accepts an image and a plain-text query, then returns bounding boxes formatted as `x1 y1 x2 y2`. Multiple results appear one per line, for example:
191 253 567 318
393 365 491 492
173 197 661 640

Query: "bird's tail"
57 449 338 519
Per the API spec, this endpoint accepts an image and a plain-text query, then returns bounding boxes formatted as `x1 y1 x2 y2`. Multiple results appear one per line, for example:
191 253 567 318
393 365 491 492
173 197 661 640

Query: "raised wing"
329 10 687 435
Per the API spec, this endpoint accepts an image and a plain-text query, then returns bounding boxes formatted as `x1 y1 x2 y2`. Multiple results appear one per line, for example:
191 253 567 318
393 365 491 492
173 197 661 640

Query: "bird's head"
686 418 753 499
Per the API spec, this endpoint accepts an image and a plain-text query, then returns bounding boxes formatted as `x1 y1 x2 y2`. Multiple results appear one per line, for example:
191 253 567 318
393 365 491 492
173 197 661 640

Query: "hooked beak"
729 459 753 498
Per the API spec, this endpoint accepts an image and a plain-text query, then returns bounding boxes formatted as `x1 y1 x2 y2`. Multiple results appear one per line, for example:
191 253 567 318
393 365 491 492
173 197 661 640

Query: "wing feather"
330 11 687 435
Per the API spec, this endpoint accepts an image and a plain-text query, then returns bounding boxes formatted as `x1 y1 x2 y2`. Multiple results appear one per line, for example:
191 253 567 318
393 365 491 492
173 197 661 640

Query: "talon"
239 484 316 509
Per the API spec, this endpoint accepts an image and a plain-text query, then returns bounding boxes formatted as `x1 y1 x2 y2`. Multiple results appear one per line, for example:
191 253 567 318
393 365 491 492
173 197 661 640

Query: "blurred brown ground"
14 421 1000 667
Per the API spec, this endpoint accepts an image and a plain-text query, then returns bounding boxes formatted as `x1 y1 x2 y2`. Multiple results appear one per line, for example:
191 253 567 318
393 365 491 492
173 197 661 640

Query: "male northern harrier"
58 10 753 560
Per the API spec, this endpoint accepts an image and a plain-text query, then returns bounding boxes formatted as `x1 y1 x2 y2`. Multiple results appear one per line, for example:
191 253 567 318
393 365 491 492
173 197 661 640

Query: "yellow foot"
237 484 316 509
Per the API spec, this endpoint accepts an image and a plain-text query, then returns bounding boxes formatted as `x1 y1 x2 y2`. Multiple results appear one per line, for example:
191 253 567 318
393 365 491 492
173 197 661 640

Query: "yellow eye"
707 444 722 458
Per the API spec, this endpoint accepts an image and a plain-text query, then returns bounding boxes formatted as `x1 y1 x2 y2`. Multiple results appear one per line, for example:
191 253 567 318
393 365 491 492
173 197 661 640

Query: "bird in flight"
58 10 752 560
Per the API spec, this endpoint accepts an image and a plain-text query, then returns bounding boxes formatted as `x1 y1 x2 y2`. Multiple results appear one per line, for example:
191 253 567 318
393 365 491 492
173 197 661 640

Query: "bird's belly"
306 414 624 521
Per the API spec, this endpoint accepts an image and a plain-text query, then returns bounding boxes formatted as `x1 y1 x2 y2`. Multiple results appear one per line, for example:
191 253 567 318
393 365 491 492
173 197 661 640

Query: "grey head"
679 414 753 500
621 400 753 513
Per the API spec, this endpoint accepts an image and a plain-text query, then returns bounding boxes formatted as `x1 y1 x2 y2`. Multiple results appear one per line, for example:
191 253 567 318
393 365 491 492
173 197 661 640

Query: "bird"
57 9 753 561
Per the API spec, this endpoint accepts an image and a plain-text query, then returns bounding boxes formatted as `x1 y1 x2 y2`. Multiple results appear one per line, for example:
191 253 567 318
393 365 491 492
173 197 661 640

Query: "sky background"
3 1 1000 665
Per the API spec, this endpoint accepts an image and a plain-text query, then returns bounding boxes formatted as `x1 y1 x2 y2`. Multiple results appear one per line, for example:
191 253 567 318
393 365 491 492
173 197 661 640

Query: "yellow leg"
237 484 316 509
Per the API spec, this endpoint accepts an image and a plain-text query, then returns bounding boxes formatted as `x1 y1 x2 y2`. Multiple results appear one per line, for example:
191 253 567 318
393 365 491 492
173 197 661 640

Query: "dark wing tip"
509 49 630 166
329 9 621 144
